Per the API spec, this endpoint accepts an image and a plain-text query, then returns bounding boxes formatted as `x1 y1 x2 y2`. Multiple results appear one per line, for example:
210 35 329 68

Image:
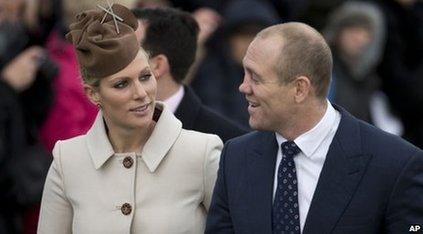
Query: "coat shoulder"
359 120 421 158
356 120 422 173
51 135 90 167
178 129 223 149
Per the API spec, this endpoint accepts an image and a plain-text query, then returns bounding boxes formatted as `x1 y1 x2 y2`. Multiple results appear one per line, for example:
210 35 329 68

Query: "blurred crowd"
0 0 421 233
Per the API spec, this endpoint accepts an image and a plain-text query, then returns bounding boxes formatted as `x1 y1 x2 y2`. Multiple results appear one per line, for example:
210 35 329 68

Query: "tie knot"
281 141 301 158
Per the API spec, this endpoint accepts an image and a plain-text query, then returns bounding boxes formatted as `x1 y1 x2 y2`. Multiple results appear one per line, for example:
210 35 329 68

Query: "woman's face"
88 50 157 131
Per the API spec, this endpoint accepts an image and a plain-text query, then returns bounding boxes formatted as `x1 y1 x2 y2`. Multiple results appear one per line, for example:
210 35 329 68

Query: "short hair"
132 7 199 83
258 22 333 99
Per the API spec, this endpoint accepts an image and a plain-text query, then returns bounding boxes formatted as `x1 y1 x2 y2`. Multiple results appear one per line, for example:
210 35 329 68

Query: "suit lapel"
174 86 201 129
302 106 372 234
245 131 278 233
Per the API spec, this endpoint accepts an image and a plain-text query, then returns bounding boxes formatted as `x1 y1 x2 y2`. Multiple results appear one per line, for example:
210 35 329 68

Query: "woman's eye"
139 74 152 81
114 80 128 89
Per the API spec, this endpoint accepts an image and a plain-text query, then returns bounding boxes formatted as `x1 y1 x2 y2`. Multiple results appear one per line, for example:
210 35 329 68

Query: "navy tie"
272 141 301 234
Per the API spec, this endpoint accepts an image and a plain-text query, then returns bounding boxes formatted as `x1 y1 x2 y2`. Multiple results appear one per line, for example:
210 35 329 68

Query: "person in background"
206 22 423 233
191 0 280 128
38 4 222 233
0 0 55 232
324 1 402 135
132 7 247 142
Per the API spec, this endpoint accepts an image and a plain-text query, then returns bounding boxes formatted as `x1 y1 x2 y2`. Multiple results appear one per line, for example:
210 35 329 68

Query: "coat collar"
302 104 372 233
243 104 372 233
86 102 182 172
245 131 279 233
174 86 202 129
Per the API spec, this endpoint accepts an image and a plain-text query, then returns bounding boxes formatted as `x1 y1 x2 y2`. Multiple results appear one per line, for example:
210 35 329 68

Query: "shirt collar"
163 85 184 114
275 100 338 158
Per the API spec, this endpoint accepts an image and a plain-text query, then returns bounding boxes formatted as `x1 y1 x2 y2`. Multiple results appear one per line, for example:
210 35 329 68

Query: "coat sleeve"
385 149 423 233
37 141 73 234
203 135 223 211
205 140 235 234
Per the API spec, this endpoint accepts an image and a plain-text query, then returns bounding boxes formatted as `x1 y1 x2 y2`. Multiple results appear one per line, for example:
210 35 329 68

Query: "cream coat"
38 102 223 234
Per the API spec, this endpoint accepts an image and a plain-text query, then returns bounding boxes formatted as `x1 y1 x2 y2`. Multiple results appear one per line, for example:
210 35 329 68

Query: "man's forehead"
243 37 281 67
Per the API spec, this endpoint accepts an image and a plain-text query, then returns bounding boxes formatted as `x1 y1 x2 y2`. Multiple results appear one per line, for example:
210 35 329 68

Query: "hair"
258 22 333 99
132 7 199 83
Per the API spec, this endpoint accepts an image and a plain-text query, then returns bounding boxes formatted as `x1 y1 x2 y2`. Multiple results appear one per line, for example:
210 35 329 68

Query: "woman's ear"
84 84 101 106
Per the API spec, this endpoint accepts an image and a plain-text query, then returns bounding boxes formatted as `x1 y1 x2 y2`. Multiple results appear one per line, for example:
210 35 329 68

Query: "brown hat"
66 4 139 78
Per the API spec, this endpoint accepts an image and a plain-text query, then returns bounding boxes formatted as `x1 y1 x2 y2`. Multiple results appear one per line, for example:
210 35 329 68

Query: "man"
206 22 423 233
132 7 247 142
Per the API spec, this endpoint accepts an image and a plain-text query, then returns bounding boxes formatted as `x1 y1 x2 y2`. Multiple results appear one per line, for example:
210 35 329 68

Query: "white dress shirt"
163 85 184 114
274 101 341 232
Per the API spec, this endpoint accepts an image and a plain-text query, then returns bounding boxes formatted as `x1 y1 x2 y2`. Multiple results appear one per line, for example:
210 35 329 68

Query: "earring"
97 103 102 108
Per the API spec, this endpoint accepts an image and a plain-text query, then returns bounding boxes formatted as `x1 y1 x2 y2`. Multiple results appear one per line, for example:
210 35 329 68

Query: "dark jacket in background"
377 0 423 148
325 1 385 123
175 86 248 143
191 0 280 128
0 80 51 234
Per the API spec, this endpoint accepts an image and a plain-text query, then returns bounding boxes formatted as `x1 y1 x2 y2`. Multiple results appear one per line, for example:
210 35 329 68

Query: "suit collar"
163 85 184 114
246 131 279 233
86 102 182 172
302 104 372 234
174 86 201 129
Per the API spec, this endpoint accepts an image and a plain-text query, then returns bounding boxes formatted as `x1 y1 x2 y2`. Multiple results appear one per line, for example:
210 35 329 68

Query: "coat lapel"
245 131 278 233
174 86 201 129
142 102 182 172
302 106 372 234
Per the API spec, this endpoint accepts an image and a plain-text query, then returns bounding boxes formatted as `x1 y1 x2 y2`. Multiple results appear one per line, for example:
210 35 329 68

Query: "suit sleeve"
203 135 223 211
37 141 73 234
385 149 423 233
205 140 235 234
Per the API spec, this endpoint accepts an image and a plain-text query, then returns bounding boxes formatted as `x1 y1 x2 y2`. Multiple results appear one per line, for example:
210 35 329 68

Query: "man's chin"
249 118 264 131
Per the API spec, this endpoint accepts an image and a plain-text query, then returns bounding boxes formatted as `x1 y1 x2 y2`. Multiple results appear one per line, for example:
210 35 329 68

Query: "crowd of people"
0 0 421 233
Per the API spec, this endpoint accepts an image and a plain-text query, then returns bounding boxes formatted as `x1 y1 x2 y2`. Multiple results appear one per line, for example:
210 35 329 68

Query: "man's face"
239 37 297 132
337 26 372 59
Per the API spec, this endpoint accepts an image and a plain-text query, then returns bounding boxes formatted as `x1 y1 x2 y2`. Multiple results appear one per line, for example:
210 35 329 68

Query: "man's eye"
114 80 128 89
251 74 260 84
139 74 151 81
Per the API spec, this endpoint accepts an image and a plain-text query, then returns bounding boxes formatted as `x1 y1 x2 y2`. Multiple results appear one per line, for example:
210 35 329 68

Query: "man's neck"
278 99 328 140
156 75 182 101
157 76 182 101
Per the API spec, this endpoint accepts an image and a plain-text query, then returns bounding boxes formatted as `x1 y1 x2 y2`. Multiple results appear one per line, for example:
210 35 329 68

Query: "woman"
37 4 223 234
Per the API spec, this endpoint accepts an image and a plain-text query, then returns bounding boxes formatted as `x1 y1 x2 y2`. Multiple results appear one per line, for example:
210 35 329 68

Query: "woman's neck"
105 120 155 153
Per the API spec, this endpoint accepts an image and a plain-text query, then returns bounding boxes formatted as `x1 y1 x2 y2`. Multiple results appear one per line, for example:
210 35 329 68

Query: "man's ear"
149 54 170 80
84 84 101 106
293 76 312 103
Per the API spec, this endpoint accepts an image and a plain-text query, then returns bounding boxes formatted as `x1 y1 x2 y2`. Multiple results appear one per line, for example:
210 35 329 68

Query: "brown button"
123 156 133 169
121 203 132 215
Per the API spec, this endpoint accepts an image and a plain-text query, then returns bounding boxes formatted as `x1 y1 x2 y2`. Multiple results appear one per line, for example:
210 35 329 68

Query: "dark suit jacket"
206 105 423 234
174 86 248 143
